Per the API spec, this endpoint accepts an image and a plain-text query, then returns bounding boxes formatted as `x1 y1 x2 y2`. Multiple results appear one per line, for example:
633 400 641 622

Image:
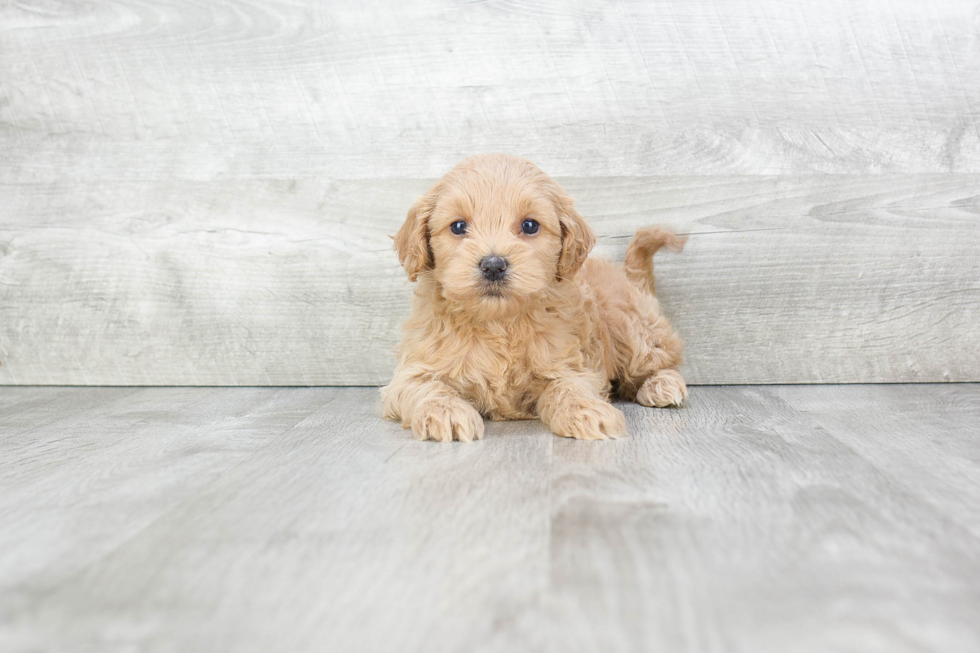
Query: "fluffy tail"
623 226 686 295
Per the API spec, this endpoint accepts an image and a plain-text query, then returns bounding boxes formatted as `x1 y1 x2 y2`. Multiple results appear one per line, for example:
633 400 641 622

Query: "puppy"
382 154 686 442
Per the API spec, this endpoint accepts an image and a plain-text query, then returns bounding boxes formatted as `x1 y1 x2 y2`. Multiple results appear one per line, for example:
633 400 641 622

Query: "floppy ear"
554 193 596 280
393 192 436 281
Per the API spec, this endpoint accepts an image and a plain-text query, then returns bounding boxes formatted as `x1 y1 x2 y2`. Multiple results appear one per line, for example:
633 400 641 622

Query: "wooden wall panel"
3 0 980 180
2 175 977 385
1 0 978 384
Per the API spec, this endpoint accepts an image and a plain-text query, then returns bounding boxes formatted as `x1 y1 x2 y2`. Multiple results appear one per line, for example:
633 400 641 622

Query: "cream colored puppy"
382 154 686 442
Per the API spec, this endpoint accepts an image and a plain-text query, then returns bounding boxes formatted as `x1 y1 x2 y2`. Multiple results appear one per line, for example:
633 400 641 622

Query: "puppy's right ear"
393 192 436 281
555 195 596 281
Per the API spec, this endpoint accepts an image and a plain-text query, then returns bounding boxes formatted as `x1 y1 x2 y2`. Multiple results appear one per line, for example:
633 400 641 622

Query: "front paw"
411 397 485 443
548 400 626 441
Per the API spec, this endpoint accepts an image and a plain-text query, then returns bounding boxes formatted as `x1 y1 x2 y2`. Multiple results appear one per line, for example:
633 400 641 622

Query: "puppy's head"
394 154 595 315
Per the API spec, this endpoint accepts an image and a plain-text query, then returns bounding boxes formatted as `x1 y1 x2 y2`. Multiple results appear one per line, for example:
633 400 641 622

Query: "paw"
636 369 687 407
548 400 627 441
411 397 484 443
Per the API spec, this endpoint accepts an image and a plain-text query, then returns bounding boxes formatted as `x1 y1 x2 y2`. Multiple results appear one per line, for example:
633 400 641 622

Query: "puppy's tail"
623 226 686 295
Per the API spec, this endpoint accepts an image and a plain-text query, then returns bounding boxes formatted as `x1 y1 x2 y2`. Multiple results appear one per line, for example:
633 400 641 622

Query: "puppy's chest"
450 335 556 419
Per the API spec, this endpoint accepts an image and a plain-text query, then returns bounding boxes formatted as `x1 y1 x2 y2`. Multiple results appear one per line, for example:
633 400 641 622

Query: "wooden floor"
1 385 978 653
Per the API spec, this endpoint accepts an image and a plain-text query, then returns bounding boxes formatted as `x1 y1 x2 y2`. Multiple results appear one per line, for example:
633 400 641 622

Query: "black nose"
480 255 508 282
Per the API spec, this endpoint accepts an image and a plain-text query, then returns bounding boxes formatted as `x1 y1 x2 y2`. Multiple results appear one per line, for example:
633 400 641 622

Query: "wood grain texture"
2 175 978 384
0 387 330 603
2 0 980 384
2 0 979 179
770 384 980 540
1 384 979 652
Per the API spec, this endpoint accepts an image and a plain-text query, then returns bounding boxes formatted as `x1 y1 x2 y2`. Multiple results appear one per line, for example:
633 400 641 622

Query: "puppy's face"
426 169 561 308
394 154 595 316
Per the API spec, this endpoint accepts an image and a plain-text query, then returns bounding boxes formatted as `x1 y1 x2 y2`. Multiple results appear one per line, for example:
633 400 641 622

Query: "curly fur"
382 154 687 442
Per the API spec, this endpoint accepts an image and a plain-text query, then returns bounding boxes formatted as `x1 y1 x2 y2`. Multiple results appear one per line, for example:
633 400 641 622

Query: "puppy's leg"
635 368 688 408
616 297 687 407
382 374 484 443
614 226 688 408
537 375 626 440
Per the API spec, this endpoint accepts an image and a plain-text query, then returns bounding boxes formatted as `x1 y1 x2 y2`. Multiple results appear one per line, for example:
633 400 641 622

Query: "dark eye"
450 220 467 235
521 218 540 235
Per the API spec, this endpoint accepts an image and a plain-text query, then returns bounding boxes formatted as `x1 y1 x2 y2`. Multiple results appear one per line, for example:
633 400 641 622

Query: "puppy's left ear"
554 192 596 280
393 191 437 281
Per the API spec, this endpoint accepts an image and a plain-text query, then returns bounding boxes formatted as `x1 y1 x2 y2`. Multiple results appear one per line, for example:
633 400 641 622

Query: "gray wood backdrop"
2 0 979 386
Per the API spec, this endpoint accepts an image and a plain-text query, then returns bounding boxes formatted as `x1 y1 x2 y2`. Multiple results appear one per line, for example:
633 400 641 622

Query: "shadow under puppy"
382 154 686 442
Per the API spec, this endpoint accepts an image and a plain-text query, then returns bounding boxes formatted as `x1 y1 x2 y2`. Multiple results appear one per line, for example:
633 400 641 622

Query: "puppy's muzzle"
479 255 508 282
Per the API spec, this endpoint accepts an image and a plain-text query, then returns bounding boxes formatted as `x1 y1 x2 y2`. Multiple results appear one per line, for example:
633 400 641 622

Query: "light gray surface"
2 175 978 385
3 0 979 179
1 384 978 653
3 1 980 385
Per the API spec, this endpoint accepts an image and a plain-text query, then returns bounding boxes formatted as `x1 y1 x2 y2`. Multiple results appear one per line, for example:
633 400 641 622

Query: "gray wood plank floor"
1 385 978 653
